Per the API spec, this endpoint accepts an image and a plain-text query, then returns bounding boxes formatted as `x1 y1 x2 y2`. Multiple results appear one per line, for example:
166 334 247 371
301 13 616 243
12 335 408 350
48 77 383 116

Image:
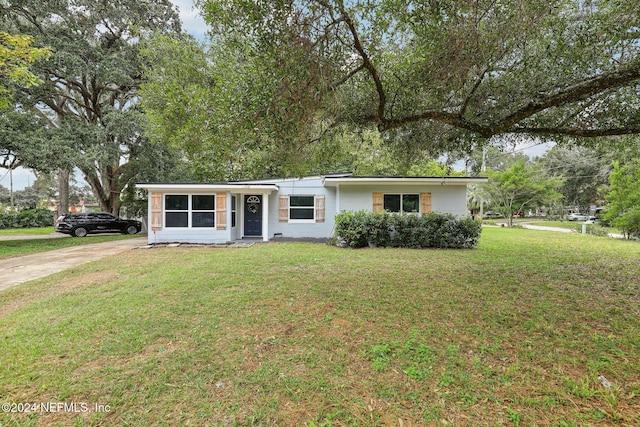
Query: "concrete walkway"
520 224 574 233
495 222 625 239
0 237 146 291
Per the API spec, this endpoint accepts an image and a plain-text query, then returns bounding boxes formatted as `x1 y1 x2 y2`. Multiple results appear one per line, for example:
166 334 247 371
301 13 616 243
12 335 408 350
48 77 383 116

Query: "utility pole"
9 162 14 208
478 146 486 220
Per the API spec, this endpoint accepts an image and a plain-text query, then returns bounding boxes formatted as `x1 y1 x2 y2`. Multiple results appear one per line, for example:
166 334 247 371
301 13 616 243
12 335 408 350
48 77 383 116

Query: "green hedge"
334 210 482 249
0 208 55 229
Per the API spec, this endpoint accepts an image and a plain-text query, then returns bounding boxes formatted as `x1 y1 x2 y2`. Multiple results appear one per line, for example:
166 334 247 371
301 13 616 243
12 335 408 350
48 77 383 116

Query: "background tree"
192 0 640 161
0 32 50 106
140 33 276 181
481 160 563 227
1 0 181 215
0 109 74 172
465 143 532 176
604 160 640 239
0 183 9 205
538 146 612 213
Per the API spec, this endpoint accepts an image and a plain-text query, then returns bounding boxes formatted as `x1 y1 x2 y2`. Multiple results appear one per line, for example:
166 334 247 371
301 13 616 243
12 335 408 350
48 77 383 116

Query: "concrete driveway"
0 237 146 291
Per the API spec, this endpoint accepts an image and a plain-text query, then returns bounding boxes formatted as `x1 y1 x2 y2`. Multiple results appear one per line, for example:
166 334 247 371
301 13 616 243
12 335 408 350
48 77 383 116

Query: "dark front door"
244 195 262 237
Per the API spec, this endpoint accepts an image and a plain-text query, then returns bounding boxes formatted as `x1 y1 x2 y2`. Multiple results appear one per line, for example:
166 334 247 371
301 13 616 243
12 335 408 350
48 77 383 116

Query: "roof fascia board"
136 183 278 193
323 177 488 187
233 173 352 184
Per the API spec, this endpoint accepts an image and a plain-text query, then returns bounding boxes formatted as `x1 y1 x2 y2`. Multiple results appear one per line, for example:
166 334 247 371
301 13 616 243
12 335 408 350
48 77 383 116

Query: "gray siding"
264 177 337 239
338 184 469 217
146 192 233 244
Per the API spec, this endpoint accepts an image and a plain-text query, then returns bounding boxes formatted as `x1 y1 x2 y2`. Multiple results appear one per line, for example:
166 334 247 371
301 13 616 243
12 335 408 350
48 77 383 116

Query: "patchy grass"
0 228 639 426
0 234 145 260
0 227 55 236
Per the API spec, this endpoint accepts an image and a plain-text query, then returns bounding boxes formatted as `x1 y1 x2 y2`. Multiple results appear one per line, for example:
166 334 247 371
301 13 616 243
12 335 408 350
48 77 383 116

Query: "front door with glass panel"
243 195 262 236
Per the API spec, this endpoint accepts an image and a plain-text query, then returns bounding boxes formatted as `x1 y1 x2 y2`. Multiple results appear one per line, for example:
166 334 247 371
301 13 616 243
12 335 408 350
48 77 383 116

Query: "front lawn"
0 226 55 235
1 229 639 426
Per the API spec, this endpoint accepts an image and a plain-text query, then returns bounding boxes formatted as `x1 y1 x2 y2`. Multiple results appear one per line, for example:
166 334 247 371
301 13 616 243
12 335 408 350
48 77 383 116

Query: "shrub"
0 208 54 229
333 210 481 249
613 208 640 239
572 223 610 237
333 210 369 248
0 211 19 229
363 210 392 247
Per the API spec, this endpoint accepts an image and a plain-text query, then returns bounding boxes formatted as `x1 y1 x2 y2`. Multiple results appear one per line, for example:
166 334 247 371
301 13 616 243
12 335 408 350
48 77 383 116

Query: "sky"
0 1 207 192
170 0 208 39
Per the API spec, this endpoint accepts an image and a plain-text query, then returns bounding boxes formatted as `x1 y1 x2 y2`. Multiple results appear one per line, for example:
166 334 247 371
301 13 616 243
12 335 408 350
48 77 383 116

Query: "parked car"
56 212 142 237
568 213 596 222
484 211 503 218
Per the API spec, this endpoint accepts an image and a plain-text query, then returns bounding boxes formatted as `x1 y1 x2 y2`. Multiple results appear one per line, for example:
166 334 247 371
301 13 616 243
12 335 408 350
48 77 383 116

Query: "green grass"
0 227 55 236
0 234 146 260
1 229 639 426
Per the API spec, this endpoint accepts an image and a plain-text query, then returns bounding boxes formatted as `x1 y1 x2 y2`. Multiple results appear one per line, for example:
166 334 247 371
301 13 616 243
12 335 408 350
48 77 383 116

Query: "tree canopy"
0 32 50 107
1 0 182 214
604 160 640 238
481 159 563 226
194 0 640 156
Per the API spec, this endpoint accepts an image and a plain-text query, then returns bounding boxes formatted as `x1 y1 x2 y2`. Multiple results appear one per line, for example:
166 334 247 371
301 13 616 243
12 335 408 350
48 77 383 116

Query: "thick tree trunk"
57 168 69 218
82 165 123 216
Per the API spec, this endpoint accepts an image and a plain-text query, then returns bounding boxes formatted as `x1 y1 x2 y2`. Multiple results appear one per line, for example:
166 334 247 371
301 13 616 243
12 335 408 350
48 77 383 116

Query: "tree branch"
337 2 386 123
381 63 640 139
498 63 640 131
460 66 490 117
509 126 640 137
327 64 365 92
379 110 491 136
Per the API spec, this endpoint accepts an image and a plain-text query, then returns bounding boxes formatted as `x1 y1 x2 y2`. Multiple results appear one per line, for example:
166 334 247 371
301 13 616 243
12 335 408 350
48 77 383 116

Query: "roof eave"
135 183 279 193
322 177 489 187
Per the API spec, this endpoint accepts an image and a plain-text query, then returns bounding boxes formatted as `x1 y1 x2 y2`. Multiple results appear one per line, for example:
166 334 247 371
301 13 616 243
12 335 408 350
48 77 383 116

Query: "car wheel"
72 227 88 237
125 225 139 235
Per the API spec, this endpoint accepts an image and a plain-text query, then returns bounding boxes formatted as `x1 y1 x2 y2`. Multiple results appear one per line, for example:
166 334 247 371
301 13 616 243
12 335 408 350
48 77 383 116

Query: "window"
97 213 117 220
231 196 237 227
289 196 315 220
383 194 420 213
165 194 215 228
165 195 188 227
192 195 215 228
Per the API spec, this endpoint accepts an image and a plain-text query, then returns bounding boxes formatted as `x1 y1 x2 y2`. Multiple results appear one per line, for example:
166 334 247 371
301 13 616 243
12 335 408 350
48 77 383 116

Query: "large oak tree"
1 0 181 214
194 0 640 156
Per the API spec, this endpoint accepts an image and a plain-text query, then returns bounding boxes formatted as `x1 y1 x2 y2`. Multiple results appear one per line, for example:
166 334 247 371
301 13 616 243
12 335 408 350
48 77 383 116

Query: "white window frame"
288 195 316 223
231 195 237 228
164 194 216 228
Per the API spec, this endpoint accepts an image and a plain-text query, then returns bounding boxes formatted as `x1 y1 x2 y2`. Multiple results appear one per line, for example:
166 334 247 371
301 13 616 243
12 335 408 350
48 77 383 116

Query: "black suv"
56 212 142 237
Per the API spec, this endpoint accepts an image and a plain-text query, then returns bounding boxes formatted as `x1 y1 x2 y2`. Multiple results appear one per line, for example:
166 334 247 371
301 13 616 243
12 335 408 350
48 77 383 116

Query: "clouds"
170 0 208 39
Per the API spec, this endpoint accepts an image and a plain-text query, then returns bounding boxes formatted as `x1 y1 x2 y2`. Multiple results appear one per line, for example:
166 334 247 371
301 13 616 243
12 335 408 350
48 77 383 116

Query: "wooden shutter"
279 195 289 222
315 195 325 223
372 192 383 212
216 194 227 230
150 192 162 231
421 192 432 214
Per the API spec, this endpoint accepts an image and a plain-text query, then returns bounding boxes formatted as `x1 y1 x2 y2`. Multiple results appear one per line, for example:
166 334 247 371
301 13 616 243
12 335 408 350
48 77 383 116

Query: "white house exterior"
136 173 487 244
